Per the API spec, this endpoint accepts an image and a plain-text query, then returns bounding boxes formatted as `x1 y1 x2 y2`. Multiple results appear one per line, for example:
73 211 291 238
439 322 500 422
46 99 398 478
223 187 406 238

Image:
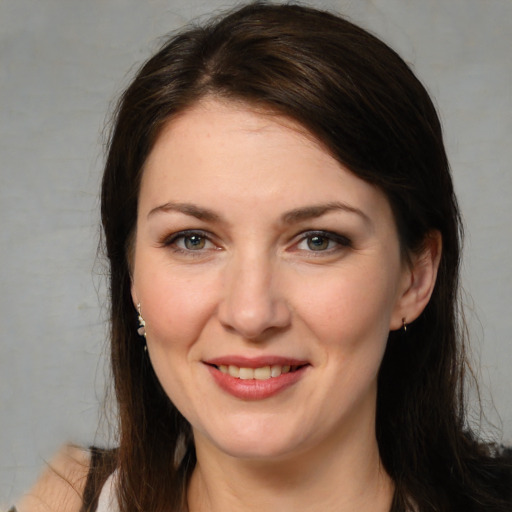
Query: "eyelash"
161 230 217 254
160 229 352 256
294 230 352 254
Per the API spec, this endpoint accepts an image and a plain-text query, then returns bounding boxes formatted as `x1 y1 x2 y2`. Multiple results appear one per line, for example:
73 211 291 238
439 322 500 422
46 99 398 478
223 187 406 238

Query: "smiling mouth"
205 359 310 399
211 364 307 381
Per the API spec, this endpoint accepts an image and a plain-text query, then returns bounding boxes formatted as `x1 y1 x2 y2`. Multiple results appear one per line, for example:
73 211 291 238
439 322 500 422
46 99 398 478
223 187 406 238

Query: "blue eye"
306 235 332 251
182 234 206 250
164 230 215 252
297 231 351 252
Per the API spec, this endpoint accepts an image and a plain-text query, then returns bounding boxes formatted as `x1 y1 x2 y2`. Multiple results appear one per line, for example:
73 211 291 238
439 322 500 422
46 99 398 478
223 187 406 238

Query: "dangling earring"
137 302 148 351
137 303 148 352
402 317 407 333
137 303 147 338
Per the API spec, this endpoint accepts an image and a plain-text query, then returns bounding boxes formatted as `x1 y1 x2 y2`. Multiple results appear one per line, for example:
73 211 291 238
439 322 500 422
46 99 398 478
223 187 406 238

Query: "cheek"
134 258 220 351
136 269 220 419
296 265 399 352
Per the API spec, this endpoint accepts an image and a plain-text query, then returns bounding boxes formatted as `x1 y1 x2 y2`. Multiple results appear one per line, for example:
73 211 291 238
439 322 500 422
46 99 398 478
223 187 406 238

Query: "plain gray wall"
1 0 511 506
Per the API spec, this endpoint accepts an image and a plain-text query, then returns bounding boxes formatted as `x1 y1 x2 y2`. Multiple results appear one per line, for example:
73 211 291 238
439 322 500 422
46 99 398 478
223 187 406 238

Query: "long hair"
100 3 511 511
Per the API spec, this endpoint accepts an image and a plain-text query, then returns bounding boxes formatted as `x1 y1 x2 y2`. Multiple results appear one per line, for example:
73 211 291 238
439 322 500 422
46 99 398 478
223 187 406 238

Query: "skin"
131 98 441 512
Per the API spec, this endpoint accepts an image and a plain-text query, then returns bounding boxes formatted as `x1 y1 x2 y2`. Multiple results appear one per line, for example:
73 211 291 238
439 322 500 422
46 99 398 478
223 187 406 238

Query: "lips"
204 356 310 400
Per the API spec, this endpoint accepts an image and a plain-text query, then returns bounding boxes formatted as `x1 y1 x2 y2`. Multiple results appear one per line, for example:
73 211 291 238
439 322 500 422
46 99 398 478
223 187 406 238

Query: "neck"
187 422 394 512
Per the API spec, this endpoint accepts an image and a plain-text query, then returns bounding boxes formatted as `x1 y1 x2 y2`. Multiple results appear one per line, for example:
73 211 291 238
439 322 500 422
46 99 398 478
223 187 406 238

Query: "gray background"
1 0 511 506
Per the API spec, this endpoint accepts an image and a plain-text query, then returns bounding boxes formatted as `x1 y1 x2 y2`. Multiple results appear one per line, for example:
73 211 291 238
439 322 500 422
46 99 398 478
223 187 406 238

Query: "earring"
402 318 407 333
137 303 147 338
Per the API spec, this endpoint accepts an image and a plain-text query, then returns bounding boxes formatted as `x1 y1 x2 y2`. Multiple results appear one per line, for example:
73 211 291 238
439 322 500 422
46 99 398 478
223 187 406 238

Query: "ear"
390 230 442 330
130 281 140 312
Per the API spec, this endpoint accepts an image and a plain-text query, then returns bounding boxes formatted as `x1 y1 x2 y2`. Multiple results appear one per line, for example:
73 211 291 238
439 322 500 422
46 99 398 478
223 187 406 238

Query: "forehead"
139 99 394 230
149 98 330 166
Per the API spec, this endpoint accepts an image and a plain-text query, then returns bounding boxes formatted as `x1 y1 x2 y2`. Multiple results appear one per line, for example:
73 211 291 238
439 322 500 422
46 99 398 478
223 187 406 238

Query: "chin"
195 417 309 461
216 438 301 461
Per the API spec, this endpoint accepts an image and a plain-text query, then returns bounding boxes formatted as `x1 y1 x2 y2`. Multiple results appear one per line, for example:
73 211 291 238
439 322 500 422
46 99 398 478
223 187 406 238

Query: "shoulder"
16 444 91 512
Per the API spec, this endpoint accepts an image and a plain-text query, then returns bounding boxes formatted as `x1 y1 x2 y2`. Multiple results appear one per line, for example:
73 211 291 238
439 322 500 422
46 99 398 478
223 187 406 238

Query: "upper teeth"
218 364 293 380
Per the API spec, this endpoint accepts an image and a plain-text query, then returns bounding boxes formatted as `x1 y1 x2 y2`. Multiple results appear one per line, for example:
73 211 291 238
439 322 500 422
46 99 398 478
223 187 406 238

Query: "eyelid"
159 228 351 253
160 229 218 249
292 230 352 251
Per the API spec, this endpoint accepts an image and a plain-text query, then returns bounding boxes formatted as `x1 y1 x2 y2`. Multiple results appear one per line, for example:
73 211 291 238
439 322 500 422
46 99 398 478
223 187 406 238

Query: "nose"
217 252 292 340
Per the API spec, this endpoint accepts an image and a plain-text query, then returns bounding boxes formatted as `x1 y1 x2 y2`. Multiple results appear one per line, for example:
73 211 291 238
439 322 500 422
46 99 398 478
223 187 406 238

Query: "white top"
96 471 119 512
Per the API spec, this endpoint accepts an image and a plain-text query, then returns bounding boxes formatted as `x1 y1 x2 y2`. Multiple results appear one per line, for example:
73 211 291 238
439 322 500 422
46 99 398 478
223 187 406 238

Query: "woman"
17 2 511 511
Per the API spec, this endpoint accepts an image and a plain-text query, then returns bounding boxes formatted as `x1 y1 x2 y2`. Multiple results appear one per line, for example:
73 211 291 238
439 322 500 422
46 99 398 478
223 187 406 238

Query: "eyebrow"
281 201 371 226
147 200 370 226
148 202 223 222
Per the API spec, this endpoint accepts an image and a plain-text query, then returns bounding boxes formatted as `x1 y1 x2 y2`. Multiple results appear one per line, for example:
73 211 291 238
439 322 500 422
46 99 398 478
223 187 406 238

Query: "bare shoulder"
16 444 90 512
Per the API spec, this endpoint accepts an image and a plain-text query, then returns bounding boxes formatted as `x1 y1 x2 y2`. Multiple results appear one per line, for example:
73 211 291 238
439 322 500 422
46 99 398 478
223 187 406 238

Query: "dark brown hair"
99 2 511 511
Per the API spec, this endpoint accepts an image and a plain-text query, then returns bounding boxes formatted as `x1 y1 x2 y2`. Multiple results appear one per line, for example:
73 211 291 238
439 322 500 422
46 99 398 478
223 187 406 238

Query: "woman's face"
131 99 413 461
